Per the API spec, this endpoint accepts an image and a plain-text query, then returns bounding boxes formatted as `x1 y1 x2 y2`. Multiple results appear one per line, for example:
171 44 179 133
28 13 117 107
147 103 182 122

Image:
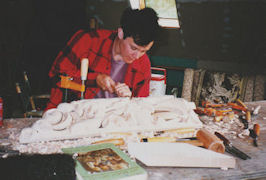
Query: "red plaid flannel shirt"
45 29 151 110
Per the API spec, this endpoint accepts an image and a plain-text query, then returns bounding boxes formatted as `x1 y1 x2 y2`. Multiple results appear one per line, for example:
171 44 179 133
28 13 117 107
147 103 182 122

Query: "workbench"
0 101 265 179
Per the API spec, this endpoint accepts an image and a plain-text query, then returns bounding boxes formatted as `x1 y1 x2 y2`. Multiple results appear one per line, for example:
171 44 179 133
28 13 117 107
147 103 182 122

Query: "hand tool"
249 123 260 147
163 127 195 135
59 58 89 101
15 83 28 116
80 58 89 99
252 105 261 115
0 147 20 158
227 102 247 112
92 138 125 146
140 137 203 147
215 131 251 160
23 71 36 111
246 111 251 122
235 99 248 109
202 101 226 108
239 114 249 129
194 107 232 117
196 129 225 153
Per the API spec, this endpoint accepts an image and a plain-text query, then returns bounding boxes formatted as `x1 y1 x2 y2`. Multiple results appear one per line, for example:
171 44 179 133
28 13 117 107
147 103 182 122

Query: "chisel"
249 124 260 147
215 131 251 160
140 137 203 147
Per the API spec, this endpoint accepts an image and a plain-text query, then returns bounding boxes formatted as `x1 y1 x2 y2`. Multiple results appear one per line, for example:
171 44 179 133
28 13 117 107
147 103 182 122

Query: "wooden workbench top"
0 101 266 179
147 101 266 179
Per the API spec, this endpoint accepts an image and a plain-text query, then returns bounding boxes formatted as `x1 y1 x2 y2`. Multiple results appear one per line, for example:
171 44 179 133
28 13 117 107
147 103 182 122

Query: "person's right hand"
96 74 116 93
114 83 132 97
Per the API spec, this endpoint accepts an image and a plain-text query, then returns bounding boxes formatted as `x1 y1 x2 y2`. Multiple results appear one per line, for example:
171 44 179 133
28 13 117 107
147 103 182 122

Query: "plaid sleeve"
46 30 94 110
49 30 91 79
131 55 151 97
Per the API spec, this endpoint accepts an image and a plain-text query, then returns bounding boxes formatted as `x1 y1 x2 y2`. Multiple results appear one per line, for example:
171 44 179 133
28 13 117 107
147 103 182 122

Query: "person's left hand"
114 83 132 97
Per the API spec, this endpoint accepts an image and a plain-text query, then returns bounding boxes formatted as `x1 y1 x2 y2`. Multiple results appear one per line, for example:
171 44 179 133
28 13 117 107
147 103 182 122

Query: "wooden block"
128 142 235 169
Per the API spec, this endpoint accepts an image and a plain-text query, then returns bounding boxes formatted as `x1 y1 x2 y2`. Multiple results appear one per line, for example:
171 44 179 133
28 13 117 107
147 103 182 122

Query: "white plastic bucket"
149 67 166 96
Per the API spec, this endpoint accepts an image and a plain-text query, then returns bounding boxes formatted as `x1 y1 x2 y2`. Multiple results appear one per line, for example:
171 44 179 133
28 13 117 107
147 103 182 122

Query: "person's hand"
96 74 116 93
114 83 132 97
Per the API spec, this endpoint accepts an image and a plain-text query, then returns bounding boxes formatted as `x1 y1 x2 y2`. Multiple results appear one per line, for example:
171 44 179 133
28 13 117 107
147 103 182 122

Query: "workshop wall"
0 0 88 117
150 0 266 73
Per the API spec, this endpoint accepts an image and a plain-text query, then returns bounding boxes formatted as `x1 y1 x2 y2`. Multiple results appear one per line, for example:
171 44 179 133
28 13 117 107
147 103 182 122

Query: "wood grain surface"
1 101 266 179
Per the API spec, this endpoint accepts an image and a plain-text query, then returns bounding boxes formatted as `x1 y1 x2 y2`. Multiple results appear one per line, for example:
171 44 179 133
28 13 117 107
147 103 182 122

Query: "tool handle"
235 99 248 109
214 131 230 145
196 129 225 153
141 137 176 142
81 58 89 80
92 138 125 146
254 124 260 136
246 111 251 122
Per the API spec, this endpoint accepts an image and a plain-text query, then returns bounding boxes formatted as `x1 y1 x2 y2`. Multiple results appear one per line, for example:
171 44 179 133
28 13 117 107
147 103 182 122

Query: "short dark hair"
120 7 160 46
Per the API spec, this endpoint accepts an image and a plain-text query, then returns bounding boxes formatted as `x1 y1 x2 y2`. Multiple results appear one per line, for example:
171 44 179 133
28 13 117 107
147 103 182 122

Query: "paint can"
149 67 166 96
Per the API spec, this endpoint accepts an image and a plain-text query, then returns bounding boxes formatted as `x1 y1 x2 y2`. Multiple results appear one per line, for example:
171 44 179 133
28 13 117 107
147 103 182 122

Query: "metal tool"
80 58 89 99
215 131 251 160
239 115 249 129
0 147 20 158
249 124 260 147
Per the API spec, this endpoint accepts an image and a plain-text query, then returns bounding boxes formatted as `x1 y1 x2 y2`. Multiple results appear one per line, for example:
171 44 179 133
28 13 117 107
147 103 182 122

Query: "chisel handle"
197 129 225 153
81 58 89 80
92 138 125 146
254 124 260 136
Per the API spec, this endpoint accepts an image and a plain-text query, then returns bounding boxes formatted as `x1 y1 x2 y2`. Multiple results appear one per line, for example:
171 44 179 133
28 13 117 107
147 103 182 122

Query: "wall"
0 0 88 117
150 0 266 74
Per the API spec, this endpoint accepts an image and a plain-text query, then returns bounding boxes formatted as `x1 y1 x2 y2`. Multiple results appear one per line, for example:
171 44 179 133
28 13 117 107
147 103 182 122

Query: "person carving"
45 7 161 111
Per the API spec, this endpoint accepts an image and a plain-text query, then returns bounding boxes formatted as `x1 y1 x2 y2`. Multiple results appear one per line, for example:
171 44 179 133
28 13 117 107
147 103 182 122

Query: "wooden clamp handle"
196 129 225 153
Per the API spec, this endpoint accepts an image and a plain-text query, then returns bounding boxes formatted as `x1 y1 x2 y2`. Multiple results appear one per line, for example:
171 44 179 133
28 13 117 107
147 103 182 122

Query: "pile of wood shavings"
200 114 246 139
12 132 142 154
12 129 196 154
3 117 195 154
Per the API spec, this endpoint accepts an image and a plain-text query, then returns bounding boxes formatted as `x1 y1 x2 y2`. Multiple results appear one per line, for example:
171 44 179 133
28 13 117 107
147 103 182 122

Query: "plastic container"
149 67 166 96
